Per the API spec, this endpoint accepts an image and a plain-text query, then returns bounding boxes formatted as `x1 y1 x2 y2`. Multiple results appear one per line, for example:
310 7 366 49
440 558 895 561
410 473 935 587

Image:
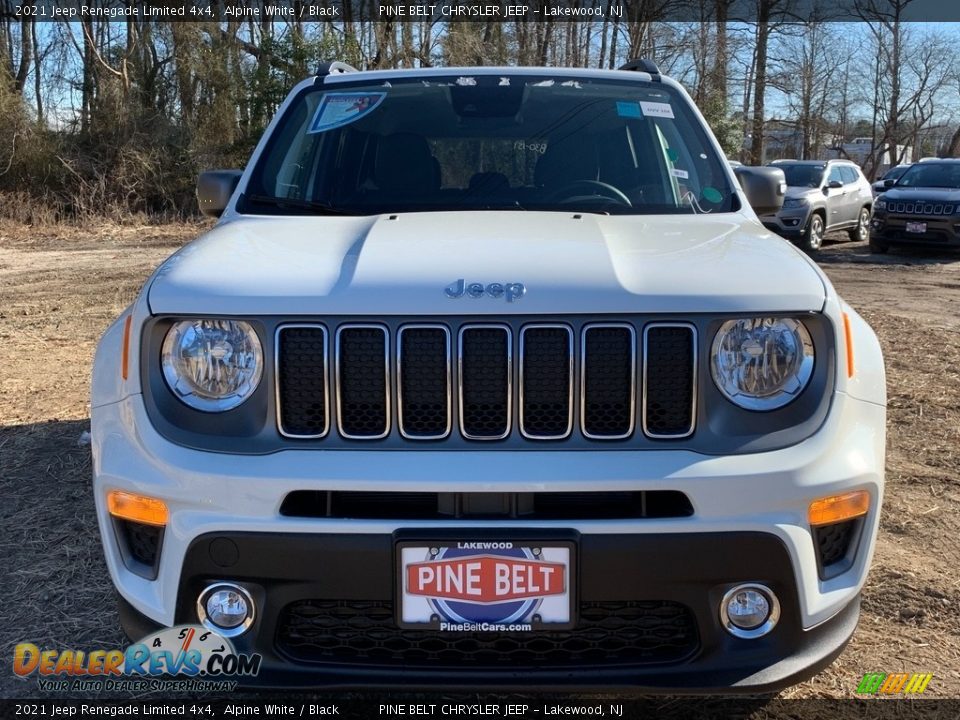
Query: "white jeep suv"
91 60 886 692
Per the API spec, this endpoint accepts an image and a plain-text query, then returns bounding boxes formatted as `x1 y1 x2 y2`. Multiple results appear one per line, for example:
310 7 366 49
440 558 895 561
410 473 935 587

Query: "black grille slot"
114 519 163 579
643 324 696 438
277 599 698 667
277 326 328 437
581 325 635 438
815 519 859 578
398 326 450 439
336 326 389 439
459 326 511 439
520 326 573 439
279 490 693 520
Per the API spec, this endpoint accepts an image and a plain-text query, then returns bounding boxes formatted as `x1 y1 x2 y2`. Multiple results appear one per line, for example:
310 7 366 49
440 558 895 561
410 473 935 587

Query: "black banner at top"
3 0 959 23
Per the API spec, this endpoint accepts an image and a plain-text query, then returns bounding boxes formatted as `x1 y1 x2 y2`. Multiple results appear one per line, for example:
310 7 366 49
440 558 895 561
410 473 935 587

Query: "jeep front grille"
275 320 697 443
888 201 955 216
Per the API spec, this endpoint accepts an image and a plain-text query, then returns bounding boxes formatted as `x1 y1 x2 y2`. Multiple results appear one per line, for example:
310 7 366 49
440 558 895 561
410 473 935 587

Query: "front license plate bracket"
395 534 577 632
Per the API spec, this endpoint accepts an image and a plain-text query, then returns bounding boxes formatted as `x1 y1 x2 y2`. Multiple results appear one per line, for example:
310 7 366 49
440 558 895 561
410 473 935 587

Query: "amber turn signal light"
121 315 133 380
808 490 869 527
107 491 168 526
842 312 855 379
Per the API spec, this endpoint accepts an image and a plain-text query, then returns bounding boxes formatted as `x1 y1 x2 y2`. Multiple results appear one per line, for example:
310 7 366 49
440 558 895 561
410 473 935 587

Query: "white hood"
147 211 826 316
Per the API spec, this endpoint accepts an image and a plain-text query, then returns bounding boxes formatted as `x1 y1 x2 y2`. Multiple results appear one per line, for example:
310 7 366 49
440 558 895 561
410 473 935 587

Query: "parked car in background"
871 164 911 196
759 160 873 252
871 159 960 253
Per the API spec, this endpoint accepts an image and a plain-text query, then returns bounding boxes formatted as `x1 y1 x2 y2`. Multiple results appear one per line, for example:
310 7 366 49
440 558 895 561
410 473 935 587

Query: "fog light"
197 583 255 637
720 584 780 639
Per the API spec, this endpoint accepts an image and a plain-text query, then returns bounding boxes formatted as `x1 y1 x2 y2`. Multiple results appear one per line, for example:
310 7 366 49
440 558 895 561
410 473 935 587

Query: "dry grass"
1 225 958 706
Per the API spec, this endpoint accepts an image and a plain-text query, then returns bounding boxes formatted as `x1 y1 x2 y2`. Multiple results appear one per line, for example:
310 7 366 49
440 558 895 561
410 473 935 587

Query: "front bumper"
871 212 960 247
760 207 812 238
92 391 884 690
118 533 861 693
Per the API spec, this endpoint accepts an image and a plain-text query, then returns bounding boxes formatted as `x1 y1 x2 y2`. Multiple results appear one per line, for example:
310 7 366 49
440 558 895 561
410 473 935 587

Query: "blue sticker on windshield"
308 92 386 134
616 101 642 118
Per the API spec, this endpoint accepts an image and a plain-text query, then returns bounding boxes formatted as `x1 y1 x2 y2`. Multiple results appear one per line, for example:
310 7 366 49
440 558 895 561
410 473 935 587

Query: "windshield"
241 74 736 216
777 164 825 189
882 165 909 181
895 163 960 189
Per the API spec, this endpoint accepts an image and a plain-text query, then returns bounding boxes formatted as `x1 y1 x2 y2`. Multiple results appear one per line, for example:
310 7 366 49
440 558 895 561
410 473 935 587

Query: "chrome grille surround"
396 324 452 440
518 324 575 440
579 323 637 441
457 324 513 441
335 324 391 440
642 322 698 439
275 324 329 439
276 319 700 444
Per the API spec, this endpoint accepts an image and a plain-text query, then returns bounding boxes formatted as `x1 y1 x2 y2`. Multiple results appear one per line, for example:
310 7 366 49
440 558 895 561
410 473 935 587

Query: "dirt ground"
0 221 958 707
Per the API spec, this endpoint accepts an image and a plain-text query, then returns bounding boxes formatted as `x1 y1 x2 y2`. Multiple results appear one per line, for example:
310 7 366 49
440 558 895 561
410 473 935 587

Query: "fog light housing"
720 584 780 639
197 583 255 637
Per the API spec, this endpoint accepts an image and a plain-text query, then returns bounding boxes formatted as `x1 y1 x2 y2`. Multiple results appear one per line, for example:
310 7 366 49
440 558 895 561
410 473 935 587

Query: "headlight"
711 318 814 411
781 198 808 209
161 319 263 412
875 198 886 211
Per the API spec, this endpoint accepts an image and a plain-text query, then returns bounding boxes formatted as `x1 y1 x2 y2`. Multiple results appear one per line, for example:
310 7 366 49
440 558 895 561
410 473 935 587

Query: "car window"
895 163 960 189
778 164 824 188
839 166 859 184
827 166 845 185
884 166 908 181
242 74 737 216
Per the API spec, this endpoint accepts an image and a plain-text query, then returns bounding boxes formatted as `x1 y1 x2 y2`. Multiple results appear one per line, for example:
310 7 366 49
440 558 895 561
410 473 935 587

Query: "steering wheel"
549 180 632 207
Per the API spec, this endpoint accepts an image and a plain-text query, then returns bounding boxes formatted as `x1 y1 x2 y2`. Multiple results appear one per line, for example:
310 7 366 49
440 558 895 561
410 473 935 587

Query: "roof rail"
618 58 660 81
315 61 359 81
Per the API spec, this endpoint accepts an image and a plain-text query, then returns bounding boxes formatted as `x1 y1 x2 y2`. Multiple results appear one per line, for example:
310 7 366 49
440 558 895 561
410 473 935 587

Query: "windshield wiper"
244 194 353 215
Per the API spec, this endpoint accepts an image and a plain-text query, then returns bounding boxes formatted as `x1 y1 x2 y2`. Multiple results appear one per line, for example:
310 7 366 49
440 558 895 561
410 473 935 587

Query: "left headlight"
161 319 263 412
711 318 814 411
781 198 808 209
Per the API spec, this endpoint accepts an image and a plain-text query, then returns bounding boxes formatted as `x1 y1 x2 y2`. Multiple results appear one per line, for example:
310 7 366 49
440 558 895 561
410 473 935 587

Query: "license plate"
398 541 574 631
906 221 927 233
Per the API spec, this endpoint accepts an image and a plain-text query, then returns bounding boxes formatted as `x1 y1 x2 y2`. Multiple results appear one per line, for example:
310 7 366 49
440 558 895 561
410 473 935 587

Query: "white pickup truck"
91 60 885 692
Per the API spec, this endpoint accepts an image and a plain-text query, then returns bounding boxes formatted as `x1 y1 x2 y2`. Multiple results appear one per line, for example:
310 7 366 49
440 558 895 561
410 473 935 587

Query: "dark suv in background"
871 160 960 253
759 160 873 252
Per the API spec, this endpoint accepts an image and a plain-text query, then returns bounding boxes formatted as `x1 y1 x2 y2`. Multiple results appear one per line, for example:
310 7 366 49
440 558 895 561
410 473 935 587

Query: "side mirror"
883 178 896 188
734 166 786 216
828 179 843 189
197 170 242 218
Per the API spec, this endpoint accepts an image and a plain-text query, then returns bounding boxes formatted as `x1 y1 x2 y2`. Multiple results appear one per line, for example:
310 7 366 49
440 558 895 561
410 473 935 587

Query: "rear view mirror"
883 178 896 188
197 170 242 218
734 166 786 216
828 180 843 189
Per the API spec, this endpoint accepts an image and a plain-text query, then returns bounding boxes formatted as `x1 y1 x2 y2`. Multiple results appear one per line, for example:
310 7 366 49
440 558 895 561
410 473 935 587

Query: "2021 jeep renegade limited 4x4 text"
91 61 886 692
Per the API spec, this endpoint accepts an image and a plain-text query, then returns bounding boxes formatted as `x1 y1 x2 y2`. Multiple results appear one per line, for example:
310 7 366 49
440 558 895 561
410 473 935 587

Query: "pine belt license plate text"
399 542 573 631
906 221 927 233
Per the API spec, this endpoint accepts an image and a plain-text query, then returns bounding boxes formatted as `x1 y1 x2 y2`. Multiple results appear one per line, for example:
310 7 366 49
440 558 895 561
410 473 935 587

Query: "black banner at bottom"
0 698 954 720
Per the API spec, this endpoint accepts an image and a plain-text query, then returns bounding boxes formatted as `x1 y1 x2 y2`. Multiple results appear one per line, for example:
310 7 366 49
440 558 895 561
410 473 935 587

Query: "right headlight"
161 319 263 412
711 318 814 411
875 198 886 211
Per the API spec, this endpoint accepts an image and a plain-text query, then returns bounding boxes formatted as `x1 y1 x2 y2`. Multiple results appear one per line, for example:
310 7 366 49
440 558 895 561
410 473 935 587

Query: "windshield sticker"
671 168 690 180
308 92 386 134
616 101 642 118
640 101 675 119
702 187 723 204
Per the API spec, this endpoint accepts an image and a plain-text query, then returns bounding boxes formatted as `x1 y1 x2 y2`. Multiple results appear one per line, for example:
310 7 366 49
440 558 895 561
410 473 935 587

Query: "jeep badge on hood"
445 279 527 302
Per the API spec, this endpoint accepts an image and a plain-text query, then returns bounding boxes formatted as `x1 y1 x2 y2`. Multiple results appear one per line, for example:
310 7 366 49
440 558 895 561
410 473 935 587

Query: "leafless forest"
1 0 960 220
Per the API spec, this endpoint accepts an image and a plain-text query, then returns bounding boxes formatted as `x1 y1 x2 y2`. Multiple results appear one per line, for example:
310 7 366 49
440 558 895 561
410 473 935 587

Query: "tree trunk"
749 5 772 165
